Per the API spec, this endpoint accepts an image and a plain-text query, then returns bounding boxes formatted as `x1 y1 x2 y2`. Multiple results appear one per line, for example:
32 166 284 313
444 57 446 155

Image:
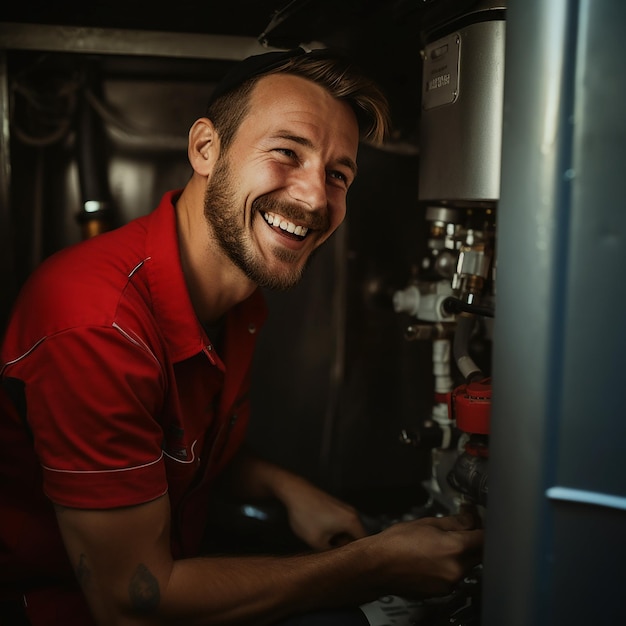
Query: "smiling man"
181 65 360 308
0 48 483 626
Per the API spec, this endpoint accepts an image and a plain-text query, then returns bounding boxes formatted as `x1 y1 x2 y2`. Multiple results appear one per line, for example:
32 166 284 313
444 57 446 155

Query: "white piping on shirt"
128 257 151 279
112 322 161 370
163 439 198 464
2 258 154 375
42 451 163 474
0 336 47 375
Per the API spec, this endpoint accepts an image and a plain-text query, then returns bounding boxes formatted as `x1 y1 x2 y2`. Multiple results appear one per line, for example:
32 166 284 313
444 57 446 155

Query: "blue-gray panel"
557 1 626 495
549 503 626 624
484 0 626 625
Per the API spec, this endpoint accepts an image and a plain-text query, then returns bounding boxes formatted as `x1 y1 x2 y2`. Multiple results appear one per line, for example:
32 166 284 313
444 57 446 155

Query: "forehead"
237 73 359 156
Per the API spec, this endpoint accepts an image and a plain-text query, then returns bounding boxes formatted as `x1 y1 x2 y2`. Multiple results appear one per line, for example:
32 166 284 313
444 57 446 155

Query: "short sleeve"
13 325 168 509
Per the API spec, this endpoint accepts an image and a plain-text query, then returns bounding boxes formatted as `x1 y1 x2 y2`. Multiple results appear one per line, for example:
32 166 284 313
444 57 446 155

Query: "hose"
453 313 484 382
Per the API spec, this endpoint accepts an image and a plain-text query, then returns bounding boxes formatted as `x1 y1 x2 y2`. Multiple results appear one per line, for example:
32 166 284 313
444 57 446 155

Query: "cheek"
249 167 292 205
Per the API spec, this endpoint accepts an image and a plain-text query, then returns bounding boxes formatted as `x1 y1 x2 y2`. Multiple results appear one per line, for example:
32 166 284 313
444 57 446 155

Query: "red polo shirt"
0 190 267 624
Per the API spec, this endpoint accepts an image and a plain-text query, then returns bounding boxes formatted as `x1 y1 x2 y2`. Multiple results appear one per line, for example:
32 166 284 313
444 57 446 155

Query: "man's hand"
217 448 367 550
278 476 368 550
370 511 484 597
214 448 484 598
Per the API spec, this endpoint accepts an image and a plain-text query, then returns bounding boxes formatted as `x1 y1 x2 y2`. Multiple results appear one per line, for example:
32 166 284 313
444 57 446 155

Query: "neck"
175 182 257 325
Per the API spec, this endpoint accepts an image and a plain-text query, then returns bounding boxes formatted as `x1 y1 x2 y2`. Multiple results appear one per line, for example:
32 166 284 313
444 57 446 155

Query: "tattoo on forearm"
75 553 91 589
129 563 160 612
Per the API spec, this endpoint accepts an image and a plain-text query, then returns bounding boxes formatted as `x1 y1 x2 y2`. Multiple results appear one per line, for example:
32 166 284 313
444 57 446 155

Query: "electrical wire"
9 79 78 147
10 62 186 151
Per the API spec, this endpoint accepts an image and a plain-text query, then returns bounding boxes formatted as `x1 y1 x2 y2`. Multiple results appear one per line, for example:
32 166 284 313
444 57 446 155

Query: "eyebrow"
273 132 358 178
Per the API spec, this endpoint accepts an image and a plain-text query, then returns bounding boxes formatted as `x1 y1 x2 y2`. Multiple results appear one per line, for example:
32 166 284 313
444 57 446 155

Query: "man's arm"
55 494 483 626
216 446 367 549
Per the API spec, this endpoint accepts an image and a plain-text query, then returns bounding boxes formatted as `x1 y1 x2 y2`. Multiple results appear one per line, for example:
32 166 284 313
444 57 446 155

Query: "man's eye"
275 148 296 158
329 170 348 184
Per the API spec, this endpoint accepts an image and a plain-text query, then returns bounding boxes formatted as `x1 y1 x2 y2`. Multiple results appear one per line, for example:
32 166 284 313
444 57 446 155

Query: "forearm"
219 447 367 550
219 445 302 502
56 494 377 626
161 540 380 625
159 514 484 624
57 498 483 626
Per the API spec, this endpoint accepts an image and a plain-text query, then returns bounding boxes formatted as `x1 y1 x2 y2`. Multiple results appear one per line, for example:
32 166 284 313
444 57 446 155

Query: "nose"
288 166 328 211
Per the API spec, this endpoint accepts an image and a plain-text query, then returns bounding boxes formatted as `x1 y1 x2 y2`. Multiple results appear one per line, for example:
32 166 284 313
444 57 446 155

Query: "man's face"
203 73 360 290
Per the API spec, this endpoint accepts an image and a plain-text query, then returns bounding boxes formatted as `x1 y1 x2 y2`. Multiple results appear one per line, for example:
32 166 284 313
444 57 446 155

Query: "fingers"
324 514 368 549
420 508 481 532
298 507 368 551
328 532 357 548
456 528 485 558
458 503 483 528
347 514 369 540
419 514 467 531
455 528 485 572
415 516 485 573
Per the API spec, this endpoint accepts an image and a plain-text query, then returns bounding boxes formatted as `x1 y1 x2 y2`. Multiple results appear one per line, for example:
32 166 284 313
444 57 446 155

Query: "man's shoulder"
2 192 184 363
4 216 155 346
40 216 148 293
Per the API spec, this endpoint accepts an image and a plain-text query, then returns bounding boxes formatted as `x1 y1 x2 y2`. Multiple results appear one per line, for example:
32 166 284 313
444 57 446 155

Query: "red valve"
449 378 491 435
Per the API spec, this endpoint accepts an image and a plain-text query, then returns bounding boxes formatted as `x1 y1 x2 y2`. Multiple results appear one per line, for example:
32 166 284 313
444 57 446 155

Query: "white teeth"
263 212 308 237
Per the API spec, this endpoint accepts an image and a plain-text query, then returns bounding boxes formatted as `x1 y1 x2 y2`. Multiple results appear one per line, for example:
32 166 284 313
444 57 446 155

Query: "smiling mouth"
262 211 309 240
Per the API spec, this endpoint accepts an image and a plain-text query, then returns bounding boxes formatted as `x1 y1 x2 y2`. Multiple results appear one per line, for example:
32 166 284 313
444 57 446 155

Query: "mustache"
252 195 330 232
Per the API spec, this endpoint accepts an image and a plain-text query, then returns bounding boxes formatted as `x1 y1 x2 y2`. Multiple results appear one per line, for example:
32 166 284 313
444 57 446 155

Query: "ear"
188 117 220 177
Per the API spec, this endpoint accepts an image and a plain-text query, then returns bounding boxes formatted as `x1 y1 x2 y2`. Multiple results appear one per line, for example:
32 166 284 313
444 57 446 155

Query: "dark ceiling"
0 0 474 47
1 1 394 43
1 1 279 37
0 0 480 141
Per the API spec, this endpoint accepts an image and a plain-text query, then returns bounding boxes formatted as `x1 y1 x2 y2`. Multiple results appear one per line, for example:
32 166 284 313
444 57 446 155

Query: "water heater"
419 2 506 205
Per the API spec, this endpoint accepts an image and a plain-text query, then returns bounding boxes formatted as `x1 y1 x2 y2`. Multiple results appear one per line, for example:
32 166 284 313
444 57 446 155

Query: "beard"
203 156 329 291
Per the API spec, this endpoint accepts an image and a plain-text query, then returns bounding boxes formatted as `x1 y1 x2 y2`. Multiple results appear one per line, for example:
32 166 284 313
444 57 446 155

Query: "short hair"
206 48 390 151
